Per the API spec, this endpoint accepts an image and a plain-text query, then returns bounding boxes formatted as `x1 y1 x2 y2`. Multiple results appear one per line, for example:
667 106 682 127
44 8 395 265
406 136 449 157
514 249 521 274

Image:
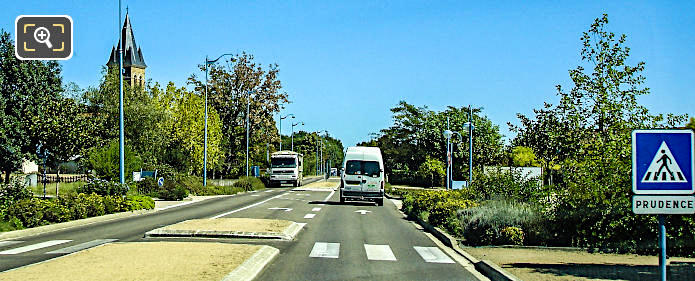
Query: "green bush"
7 199 49 228
4 193 154 230
233 176 265 191
500 226 525 245
83 140 143 182
126 195 154 210
457 200 541 246
0 177 33 215
402 190 477 235
157 179 188 201
429 198 477 236
77 179 129 196
136 177 158 196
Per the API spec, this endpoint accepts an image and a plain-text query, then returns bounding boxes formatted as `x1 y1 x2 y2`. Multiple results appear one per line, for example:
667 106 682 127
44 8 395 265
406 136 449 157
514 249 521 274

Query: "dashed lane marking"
312 207 321 212
0 240 72 255
304 214 316 219
46 239 118 254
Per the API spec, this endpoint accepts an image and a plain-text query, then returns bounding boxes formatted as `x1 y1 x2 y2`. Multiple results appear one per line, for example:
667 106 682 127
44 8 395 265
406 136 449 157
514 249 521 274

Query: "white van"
269 151 303 187
340 146 385 206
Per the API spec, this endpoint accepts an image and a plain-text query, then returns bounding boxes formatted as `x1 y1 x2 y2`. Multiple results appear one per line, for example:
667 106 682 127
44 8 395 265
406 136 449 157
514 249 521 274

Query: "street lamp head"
443 130 453 139
463 122 475 130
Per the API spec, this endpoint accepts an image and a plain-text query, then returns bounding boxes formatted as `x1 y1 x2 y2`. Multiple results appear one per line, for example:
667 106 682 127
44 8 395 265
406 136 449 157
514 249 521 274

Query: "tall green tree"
511 14 687 250
361 101 504 184
170 85 223 175
188 52 289 177
0 30 76 182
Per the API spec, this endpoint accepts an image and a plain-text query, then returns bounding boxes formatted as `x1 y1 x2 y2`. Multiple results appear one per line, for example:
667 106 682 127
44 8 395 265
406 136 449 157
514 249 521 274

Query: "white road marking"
265 190 273 193
46 239 118 254
0 240 72 255
0 241 23 248
323 190 335 202
355 210 371 215
211 193 285 219
413 246 455 263
304 213 316 219
312 207 321 212
364 244 397 261
318 204 326 206
268 207 293 212
309 242 340 259
251 194 260 197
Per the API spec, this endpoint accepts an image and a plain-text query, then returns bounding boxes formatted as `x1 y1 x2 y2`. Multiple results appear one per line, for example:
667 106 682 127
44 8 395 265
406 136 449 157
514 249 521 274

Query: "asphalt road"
0 178 480 280
219 188 479 281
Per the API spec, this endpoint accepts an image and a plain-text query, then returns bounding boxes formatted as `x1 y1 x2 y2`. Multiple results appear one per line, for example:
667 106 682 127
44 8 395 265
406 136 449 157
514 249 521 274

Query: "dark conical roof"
107 12 147 68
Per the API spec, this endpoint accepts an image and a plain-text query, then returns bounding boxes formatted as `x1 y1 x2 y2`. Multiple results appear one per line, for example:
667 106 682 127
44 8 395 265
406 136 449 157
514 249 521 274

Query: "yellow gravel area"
163 218 293 233
300 181 338 189
0 242 262 281
466 247 695 281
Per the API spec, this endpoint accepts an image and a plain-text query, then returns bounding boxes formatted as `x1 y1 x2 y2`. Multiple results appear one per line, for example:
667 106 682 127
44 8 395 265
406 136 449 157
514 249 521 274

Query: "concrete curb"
144 221 305 241
410 215 521 281
388 194 520 281
0 209 155 241
222 245 279 281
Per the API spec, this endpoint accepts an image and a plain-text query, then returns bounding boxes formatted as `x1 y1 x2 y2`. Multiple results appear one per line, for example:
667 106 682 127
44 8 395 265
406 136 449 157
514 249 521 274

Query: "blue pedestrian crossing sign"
632 130 694 194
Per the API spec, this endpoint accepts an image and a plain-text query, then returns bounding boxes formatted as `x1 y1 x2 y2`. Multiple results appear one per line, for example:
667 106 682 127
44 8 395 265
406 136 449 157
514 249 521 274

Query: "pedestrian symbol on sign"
642 141 687 183
632 130 694 195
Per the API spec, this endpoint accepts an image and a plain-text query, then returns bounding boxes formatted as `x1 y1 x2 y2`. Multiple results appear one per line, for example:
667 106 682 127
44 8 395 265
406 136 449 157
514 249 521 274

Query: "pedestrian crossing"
309 242 455 264
0 239 118 255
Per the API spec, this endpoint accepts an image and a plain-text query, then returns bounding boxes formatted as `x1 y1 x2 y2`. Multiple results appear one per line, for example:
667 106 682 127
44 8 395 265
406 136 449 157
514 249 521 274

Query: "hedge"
4 194 154 229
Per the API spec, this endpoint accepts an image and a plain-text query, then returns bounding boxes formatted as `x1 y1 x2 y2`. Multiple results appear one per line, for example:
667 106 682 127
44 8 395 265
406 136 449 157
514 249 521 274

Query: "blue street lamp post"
204 53 236 186
291 121 304 152
464 105 474 185
117 0 125 184
279 114 295 151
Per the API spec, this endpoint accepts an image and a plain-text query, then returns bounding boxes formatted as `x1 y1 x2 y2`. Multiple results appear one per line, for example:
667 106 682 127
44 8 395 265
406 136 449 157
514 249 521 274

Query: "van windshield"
345 160 380 177
271 157 296 168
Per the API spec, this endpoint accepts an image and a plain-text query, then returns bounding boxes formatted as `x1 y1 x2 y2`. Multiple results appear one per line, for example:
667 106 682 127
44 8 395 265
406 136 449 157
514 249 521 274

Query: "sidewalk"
465 246 695 281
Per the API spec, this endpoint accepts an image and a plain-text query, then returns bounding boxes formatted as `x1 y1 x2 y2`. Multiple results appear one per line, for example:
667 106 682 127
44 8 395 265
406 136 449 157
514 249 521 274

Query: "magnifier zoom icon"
33 27 53 49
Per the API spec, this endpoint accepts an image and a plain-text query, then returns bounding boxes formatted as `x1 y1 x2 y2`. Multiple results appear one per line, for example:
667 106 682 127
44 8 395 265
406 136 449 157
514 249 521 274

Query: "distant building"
106 11 147 87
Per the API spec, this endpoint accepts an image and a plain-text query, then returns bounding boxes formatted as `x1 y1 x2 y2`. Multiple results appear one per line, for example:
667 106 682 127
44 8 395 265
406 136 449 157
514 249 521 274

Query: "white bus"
340 146 385 206
269 151 303 187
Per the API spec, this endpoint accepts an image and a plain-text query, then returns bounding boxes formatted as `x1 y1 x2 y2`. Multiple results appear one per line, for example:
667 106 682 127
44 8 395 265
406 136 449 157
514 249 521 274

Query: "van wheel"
376 198 384 206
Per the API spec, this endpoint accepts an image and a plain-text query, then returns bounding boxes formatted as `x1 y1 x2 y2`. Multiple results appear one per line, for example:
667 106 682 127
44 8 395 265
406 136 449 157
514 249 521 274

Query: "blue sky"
4 1 694 146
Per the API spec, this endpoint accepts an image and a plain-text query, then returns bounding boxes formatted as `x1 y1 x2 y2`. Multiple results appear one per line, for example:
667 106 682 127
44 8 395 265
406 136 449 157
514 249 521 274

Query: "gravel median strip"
145 218 303 240
0 242 272 281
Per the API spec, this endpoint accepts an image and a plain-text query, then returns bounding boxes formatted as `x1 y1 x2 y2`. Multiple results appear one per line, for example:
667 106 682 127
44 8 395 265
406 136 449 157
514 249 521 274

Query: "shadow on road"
508 262 695 281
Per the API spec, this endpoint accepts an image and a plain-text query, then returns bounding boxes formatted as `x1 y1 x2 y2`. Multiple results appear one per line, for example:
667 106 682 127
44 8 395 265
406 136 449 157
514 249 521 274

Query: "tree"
511 146 539 167
85 140 142 181
418 156 445 188
188 52 289 177
686 117 695 131
169 85 223 175
511 14 687 251
361 101 504 185
0 30 66 182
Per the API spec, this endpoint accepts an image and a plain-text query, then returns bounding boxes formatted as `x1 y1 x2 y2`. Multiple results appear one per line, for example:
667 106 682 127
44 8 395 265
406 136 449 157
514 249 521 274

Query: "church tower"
107 11 147 87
